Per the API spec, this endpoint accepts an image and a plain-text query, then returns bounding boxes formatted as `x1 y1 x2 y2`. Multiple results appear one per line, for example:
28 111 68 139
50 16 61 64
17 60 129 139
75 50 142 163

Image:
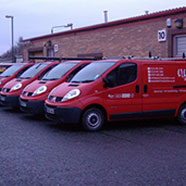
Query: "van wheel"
82 108 104 131
178 104 186 125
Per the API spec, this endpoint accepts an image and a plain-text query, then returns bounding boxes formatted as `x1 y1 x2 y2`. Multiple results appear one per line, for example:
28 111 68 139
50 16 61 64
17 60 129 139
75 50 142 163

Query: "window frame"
105 62 137 88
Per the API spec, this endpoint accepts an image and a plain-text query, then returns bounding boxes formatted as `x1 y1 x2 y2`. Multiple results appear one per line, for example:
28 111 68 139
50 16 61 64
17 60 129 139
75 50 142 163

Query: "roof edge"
23 6 186 42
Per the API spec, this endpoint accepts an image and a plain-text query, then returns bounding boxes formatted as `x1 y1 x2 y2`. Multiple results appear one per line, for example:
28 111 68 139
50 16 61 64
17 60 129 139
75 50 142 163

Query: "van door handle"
144 85 148 93
136 85 139 93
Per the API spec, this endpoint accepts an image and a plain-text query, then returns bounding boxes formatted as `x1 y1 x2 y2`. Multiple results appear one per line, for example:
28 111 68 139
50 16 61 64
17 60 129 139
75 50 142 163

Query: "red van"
19 60 91 115
0 63 33 91
0 61 58 108
45 58 186 131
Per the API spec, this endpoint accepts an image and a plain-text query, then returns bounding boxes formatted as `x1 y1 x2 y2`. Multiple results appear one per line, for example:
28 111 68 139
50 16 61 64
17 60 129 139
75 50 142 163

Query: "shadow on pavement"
104 118 179 131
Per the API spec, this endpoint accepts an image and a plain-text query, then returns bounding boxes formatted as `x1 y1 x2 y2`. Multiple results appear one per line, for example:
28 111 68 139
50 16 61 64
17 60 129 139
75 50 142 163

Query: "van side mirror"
103 77 115 88
38 74 43 80
103 77 109 88
66 75 72 82
15 71 23 78
15 74 20 78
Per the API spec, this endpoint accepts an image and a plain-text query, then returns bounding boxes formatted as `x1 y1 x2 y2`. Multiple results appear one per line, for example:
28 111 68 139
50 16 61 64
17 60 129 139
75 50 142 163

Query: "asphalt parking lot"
0 106 186 186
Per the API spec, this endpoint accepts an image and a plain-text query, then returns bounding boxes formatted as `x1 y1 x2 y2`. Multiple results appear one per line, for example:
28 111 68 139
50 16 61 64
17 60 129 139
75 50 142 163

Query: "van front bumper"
0 94 19 108
19 98 44 115
44 104 82 124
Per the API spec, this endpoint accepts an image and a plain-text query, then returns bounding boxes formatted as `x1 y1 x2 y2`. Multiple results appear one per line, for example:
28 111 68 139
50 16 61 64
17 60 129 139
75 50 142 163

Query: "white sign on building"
54 44 59 53
158 30 166 42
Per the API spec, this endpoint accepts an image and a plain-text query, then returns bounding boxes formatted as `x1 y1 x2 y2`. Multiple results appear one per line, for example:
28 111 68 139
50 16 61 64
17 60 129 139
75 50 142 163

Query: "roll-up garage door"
174 35 186 57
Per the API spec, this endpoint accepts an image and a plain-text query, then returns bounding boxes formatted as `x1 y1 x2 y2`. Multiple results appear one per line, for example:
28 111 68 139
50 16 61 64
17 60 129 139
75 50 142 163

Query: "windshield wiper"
71 80 81 83
21 77 31 79
42 78 58 81
81 80 94 83
71 80 93 83
0 75 10 77
48 78 58 80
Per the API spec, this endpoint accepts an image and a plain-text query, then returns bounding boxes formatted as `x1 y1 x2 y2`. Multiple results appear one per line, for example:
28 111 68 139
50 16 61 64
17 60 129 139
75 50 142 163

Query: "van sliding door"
142 63 178 117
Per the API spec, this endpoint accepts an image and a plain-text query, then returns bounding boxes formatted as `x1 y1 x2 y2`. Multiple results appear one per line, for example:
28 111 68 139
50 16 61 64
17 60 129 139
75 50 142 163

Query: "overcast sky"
0 0 185 55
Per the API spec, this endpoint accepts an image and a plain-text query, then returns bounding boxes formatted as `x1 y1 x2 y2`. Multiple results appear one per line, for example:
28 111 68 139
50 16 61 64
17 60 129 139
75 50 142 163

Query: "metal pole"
11 17 15 63
104 10 108 23
5 15 15 63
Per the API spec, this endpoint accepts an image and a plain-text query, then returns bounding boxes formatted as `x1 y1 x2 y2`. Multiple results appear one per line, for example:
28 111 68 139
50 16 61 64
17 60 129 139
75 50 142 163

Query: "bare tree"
0 37 24 60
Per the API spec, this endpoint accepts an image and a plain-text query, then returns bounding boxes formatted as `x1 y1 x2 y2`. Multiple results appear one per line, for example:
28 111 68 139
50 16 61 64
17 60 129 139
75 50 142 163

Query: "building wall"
60 19 167 58
23 10 186 61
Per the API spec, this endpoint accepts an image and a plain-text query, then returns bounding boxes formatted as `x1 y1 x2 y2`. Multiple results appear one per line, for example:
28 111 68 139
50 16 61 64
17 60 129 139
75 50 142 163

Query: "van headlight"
32 85 47 96
10 83 22 92
62 89 80 102
48 87 57 99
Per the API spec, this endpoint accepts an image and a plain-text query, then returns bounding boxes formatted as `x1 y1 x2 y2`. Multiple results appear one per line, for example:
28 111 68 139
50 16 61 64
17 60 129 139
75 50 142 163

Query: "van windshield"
42 62 78 80
0 64 24 77
20 63 48 79
71 62 116 83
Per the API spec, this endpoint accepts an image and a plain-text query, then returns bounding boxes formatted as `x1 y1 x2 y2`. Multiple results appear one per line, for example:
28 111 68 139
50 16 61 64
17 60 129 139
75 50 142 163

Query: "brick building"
23 7 186 60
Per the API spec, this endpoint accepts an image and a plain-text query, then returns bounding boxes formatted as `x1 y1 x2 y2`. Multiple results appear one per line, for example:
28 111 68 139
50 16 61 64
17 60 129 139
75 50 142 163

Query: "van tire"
178 104 186 125
82 107 104 131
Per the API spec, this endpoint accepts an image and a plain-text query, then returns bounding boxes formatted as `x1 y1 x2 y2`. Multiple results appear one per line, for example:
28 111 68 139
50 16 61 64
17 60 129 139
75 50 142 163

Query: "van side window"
118 63 137 85
106 63 137 87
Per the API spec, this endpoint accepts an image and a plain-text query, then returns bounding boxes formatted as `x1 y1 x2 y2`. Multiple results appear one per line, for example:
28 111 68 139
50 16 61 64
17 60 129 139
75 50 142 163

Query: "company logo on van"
108 93 134 99
177 69 186 81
